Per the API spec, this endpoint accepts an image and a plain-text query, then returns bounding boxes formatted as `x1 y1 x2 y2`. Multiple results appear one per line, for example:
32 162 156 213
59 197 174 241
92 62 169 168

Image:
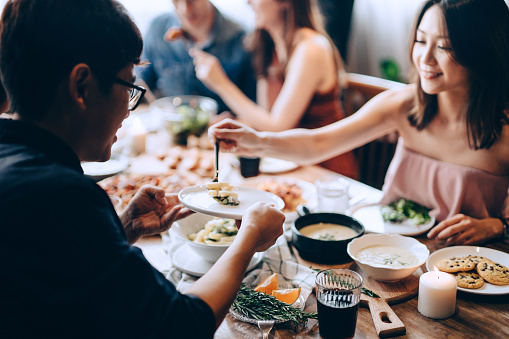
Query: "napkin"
165 232 317 302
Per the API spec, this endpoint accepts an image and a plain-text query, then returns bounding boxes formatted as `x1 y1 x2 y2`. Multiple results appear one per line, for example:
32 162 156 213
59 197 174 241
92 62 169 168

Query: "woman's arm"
192 36 336 132
209 87 411 165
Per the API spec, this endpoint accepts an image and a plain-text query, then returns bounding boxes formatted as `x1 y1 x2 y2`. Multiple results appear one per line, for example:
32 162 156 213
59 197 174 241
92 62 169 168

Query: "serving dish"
292 212 364 264
426 246 509 295
170 242 262 277
350 203 435 236
178 184 284 220
242 176 317 223
347 233 429 282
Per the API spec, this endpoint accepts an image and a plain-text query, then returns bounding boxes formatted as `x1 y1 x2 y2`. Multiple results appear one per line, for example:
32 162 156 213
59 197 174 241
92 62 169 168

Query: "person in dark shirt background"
0 0 284 338
137 0 257 118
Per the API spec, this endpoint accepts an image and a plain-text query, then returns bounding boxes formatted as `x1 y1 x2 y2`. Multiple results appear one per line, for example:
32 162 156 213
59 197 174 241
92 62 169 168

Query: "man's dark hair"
0 0 143 119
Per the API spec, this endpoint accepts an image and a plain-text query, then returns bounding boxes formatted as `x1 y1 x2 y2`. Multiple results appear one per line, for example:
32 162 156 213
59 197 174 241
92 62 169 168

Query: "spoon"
257 320 275 339
212 141 219 182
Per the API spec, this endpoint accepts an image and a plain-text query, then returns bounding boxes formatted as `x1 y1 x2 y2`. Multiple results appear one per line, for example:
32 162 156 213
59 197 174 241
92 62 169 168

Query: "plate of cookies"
426 246 509 295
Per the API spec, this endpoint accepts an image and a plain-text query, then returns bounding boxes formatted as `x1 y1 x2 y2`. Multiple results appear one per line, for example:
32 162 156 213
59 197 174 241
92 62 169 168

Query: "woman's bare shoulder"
364 84 415 118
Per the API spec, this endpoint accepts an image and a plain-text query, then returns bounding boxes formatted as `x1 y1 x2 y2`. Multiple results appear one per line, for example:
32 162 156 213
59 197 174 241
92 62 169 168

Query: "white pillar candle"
418 267 457 319
130 117 147 156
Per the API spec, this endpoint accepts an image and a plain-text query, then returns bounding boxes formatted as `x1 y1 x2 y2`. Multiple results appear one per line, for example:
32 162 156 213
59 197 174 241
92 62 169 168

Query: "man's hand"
120 185 193 244
236 202 285 252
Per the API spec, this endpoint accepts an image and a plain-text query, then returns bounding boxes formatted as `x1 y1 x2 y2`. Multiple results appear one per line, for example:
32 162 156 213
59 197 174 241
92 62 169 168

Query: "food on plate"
156 146 215 177
436 256 477 272
206 182 239 205
453 271 485 289
164 27 184 41
380 198 431 225
356 245 419 268
255 179 306 213
437 255 509 288
271 287 301 304
231 284 317 325
254 273 279 295
99 172 203 209
476 259 509 286
298 223 358 241
187 218 237 245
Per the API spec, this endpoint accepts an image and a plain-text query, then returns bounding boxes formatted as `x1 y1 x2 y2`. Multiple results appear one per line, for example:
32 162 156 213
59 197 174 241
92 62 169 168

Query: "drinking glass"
315 269 363 339
239 156 260 178
315 176 350 213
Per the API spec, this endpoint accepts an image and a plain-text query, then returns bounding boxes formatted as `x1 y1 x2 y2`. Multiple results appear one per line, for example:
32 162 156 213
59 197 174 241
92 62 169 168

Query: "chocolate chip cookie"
453 271 484 289
476 259 509 286
436 257 476 272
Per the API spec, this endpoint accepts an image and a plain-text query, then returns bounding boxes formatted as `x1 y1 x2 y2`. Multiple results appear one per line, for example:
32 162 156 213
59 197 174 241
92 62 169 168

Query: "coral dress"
264 71 359 179
380 141 509 222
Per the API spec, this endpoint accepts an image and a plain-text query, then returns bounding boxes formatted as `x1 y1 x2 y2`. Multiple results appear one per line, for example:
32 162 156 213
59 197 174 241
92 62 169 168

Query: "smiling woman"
209 0 509 247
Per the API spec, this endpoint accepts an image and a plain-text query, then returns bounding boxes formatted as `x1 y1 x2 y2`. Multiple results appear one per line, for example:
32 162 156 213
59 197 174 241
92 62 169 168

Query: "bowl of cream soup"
292 212 364 264
347 234 429 282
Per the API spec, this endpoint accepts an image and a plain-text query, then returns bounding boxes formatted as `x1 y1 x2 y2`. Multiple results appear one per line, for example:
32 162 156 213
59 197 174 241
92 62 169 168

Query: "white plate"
260 157 299 174
351 203 435 236
170 242 262 277
426 246 509 295
178 185 285 220
82 155 129 181
241 176 317 223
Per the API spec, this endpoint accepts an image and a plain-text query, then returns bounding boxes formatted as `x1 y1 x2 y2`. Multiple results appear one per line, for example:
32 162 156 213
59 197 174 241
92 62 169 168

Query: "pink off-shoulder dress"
380 141 509 222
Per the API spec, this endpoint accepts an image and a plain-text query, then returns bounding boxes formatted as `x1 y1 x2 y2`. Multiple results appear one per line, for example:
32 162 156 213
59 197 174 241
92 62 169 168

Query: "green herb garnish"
317 233 335 241
381 199 431 225
231 285 317 326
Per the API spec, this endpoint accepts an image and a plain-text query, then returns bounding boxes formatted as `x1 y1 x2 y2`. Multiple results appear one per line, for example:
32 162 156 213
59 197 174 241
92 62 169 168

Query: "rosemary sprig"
231 285 317 326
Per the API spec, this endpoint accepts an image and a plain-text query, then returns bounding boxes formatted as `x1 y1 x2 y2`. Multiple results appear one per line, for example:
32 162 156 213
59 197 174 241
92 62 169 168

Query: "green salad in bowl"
152 95 218 146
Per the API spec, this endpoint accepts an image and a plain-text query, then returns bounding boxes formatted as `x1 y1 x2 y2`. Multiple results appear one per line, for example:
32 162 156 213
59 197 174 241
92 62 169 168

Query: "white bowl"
347 233 429 282
171 213 232 263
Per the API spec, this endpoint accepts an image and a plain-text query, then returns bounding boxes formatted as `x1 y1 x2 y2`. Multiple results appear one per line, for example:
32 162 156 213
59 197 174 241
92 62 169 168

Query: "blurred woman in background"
192 0 358 179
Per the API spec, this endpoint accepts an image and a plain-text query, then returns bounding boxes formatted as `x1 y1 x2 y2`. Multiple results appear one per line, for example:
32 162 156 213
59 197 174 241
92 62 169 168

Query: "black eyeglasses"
113 77 146 111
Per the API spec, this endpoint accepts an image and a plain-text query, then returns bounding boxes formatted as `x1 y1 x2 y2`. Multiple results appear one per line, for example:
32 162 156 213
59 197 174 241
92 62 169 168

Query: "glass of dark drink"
239 156 260 178
315 269 363 339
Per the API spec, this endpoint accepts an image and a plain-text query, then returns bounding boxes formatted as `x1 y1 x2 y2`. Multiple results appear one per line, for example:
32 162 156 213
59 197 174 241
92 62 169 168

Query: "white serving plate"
170 242 262 277
259 157 299 174
351 203 435 236
426 246 509 295
178 185 284 220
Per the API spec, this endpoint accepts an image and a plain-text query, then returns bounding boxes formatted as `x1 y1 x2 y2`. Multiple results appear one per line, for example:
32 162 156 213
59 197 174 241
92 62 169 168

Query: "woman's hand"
191 49 229 91
427 214 504 245
120 185 193 244
208 118 262 156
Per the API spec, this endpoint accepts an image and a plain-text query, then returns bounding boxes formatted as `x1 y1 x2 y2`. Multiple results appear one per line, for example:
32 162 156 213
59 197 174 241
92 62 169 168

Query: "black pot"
292 209 365 264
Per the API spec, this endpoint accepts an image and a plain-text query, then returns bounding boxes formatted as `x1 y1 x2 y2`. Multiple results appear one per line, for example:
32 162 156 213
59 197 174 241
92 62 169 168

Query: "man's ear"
68 63 92 110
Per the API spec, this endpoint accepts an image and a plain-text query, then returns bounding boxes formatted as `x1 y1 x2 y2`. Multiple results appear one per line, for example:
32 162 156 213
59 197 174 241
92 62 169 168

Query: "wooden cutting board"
294 248 420 338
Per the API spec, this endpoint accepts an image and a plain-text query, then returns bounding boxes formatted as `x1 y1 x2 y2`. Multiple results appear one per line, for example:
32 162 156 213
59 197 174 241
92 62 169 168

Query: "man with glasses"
0 1 284 338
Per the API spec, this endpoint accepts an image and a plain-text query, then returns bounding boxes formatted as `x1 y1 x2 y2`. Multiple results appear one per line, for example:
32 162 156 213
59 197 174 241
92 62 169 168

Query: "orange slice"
254 273 279 295
271 287 301 304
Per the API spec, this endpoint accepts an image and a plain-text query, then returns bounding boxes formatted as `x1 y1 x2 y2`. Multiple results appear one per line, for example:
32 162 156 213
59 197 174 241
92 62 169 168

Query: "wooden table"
136 164 509 339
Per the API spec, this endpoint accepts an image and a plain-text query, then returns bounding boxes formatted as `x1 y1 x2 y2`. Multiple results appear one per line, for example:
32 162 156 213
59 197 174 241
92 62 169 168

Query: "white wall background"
0 0 507 80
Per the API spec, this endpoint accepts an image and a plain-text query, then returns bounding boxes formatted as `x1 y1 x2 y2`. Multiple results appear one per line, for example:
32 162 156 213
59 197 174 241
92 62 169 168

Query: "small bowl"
292 212 364 264
151 95 217 146
347 233 429 282
171 213 232 263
